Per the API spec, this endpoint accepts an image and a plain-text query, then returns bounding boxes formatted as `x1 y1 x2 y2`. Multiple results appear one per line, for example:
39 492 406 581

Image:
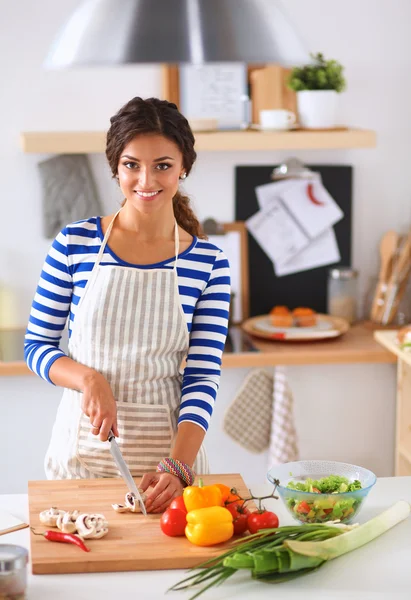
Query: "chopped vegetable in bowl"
267 460 377 524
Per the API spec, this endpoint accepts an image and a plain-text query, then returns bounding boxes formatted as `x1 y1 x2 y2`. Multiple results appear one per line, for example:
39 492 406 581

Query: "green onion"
169 502 410 599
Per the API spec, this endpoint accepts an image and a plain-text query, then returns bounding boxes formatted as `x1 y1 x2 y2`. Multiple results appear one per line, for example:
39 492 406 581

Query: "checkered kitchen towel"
268 367 299 465
222 367 299 462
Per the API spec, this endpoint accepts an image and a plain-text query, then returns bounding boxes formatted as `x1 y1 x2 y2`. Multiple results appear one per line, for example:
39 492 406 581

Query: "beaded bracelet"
156 458 196 487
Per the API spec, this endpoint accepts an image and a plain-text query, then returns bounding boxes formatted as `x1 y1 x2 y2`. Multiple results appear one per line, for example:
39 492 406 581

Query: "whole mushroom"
75 514 109 539
39 507 66 527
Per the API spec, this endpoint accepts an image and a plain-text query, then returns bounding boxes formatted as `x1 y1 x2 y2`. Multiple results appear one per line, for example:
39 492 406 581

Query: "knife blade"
108 431 147 516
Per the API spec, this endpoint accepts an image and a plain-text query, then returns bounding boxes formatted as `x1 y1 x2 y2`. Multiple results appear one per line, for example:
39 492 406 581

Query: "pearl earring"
180 173 187 180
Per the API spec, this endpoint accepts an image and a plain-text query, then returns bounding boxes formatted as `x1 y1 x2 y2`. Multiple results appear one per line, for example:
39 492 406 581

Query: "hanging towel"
222 368 273 453
38 154 103 239
222 367 299 463
267 366 299 466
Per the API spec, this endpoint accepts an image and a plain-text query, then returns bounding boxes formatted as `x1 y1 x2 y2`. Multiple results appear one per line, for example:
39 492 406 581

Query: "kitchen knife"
108 431 147 516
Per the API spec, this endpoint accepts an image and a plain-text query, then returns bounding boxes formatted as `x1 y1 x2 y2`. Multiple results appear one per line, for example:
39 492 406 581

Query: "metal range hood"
45 0 311 68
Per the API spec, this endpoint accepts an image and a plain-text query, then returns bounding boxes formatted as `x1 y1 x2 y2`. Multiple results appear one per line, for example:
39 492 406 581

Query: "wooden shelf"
20 128 376 154
0 323 395 376
374 330 411 366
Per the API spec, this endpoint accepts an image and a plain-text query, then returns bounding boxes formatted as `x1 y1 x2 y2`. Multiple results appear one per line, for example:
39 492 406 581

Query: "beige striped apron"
45 209 209 479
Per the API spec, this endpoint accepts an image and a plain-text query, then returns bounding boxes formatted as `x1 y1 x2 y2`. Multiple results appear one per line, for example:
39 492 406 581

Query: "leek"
286 500 410 560
169 502 410 600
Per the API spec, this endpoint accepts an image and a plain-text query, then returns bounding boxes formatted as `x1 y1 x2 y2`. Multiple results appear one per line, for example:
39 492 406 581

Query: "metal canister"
0 545 28 599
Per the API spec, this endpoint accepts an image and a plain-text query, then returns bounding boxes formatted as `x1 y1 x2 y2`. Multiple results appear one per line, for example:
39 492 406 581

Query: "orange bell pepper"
185 506 234 546
183 479 223 512
214 483 242 505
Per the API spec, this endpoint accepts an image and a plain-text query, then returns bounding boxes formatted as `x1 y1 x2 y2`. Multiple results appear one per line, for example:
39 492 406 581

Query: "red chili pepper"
306 182 325 206
31 528 90 552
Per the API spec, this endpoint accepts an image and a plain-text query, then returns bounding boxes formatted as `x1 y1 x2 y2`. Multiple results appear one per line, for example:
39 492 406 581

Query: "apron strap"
77 209 121 310
95 208 121 266
173 220 180 271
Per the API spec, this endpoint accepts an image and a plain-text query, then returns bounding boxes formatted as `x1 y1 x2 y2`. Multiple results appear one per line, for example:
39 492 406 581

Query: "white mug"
259 109 296 130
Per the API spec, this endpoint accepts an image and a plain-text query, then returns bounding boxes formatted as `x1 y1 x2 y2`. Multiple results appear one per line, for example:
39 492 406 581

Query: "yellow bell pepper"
185 506 234 546
183 479 223 512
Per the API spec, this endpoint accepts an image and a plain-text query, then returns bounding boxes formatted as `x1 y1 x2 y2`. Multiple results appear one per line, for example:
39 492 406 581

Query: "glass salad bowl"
267 460 377 524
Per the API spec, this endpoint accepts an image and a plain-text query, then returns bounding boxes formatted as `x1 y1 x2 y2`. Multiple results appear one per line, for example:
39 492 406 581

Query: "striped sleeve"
24 228 73 383
178 249 231 432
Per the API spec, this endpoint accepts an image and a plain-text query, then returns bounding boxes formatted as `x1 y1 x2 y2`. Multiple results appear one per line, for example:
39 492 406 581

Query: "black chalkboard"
235 165 352 317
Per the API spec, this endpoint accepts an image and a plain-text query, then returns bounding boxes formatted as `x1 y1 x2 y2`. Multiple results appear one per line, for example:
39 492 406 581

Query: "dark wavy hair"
106 96 205 238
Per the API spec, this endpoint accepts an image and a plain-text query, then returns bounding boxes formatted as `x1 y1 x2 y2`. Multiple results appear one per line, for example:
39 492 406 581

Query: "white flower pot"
297 90 339 129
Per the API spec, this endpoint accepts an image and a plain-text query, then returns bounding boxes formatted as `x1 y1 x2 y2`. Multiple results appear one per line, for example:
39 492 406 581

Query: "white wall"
1 0 409 492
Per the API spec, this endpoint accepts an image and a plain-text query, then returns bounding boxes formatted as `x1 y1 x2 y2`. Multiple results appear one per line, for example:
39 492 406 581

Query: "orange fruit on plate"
269 306 294 328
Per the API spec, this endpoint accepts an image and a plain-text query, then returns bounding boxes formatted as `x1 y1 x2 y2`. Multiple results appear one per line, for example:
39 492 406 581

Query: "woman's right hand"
81 371 119 441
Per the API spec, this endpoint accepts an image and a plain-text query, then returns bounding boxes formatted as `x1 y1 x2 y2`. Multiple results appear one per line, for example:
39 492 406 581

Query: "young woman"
25 97 231 513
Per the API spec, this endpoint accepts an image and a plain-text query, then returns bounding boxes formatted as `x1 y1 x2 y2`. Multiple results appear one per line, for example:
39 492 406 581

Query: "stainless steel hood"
46 0 310 68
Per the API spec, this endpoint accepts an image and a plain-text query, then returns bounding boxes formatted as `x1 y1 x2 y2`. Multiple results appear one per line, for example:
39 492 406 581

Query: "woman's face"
117 134 185 215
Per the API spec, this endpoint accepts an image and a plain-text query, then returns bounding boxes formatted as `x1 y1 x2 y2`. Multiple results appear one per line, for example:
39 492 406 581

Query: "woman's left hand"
139 472 184 514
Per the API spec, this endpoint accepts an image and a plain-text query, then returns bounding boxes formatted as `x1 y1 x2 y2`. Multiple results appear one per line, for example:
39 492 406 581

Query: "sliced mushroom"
39 507 66 527
111 503 130 513
56 510 80 533
125 490 147 513
75 513 109 539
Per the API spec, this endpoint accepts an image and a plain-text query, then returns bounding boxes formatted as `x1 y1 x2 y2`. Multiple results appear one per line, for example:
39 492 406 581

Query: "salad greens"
287 475 362 494
285 475 363 523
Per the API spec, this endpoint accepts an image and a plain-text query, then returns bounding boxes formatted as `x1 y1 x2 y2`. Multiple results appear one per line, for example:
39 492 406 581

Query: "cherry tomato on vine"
160 508 186 537
247 510 279 534
225 502 250 535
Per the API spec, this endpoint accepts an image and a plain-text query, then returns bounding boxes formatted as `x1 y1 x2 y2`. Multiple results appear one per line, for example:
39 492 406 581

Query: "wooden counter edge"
374 330 411 366
0 361 32 376
0 326 396 376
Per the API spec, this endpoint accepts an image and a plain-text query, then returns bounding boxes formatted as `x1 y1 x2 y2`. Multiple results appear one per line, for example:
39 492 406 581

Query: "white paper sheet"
255 178 308 210
252 176 343 276
246 199 310 266
279 179 343 238
274 228 341 277
256 176 343 239
208 231 242 323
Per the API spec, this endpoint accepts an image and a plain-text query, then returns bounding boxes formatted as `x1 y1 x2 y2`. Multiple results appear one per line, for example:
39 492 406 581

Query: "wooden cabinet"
374 331 411 476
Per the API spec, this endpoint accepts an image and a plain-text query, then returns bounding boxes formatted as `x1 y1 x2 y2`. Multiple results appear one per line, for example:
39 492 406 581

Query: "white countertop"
1 477 411 600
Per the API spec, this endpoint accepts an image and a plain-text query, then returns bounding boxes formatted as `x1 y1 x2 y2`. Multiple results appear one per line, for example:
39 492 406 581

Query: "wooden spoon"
371 230 399 322
382 232 411 324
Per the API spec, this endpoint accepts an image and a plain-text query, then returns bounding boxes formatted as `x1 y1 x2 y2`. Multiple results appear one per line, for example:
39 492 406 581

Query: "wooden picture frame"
207 221 249 325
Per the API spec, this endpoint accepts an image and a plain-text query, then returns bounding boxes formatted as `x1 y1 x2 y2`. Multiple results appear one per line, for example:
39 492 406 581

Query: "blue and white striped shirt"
24 217 231 432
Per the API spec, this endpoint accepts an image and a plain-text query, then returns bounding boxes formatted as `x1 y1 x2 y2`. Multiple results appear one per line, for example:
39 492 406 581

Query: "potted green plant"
288 53 346 129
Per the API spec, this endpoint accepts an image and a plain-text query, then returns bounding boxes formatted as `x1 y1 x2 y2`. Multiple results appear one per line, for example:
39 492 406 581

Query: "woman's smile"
135 189 162 199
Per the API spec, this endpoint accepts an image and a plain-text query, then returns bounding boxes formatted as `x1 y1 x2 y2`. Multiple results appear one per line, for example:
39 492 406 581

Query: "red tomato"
225 502 250 535
296 501 310 514
169 496 187 514
247 510 279 534
160 508 186 537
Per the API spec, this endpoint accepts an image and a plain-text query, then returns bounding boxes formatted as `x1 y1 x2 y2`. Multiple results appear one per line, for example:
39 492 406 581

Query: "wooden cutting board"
28 473 251 574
